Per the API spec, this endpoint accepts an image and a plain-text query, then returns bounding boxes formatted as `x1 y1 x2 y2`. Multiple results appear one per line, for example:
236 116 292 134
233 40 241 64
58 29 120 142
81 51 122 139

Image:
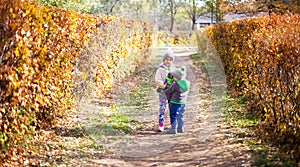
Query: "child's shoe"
177 127 184 133
157 122 164 132
166 121 177 134
165 128 177 134
157 126 164 132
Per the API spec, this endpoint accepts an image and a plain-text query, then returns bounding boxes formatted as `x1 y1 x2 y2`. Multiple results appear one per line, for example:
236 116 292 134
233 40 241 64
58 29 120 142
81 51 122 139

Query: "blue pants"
169 103 185 130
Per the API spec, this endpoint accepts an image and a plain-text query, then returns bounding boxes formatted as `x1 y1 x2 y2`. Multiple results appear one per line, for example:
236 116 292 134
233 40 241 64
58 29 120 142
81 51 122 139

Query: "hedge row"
73 16 154 103
203 13 299 156
0 0 153 162
0 0 93 152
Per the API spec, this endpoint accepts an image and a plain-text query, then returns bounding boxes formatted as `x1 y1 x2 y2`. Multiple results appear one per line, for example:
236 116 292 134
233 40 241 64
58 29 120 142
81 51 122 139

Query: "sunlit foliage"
203 13 300 160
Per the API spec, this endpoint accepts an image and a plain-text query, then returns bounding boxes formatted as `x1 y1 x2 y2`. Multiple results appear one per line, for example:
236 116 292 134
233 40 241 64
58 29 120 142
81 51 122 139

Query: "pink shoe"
157 126 164 132
157 122 164 132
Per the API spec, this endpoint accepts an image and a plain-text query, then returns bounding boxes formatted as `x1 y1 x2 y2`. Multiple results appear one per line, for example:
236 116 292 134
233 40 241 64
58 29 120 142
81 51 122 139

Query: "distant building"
195 14 216 28
223 12 251 22
195 12 266 28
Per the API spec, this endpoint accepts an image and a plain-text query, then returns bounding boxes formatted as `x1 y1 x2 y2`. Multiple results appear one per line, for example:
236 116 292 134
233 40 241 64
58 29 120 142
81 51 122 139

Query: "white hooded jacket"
155 63 175 89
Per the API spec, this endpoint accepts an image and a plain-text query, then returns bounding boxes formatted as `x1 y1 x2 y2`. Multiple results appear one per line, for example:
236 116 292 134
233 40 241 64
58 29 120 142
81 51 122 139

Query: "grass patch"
107 112 136 133
190 53 205 67
224 95 298 167
127 82 153 110
224 96 257 129
83 52 157 138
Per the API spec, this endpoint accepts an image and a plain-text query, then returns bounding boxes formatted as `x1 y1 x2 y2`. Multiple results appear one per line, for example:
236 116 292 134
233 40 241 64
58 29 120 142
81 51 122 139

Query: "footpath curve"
88 46 233 166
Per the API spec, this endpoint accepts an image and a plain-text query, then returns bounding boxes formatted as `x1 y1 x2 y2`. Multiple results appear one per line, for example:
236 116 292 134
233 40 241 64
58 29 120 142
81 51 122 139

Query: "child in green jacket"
164 66 190 134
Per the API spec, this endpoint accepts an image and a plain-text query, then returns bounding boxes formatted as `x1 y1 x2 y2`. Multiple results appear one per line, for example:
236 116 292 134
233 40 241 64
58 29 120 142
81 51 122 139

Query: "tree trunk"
166 0 175 47
192 0 196 31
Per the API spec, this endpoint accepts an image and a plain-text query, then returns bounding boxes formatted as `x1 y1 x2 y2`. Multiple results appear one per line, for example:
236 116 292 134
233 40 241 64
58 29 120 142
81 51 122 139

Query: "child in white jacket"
154 52 175 132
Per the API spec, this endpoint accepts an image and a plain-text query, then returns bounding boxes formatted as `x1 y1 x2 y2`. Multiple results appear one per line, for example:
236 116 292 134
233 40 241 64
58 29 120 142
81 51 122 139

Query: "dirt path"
69 47 252 167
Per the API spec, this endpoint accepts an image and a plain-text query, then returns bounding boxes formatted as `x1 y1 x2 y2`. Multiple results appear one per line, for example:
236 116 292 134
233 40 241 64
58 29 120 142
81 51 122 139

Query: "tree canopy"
35 0 300 32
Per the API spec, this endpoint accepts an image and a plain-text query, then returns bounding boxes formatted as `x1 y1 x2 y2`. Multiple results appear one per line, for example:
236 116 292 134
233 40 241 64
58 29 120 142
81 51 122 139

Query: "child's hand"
159 84 166 89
